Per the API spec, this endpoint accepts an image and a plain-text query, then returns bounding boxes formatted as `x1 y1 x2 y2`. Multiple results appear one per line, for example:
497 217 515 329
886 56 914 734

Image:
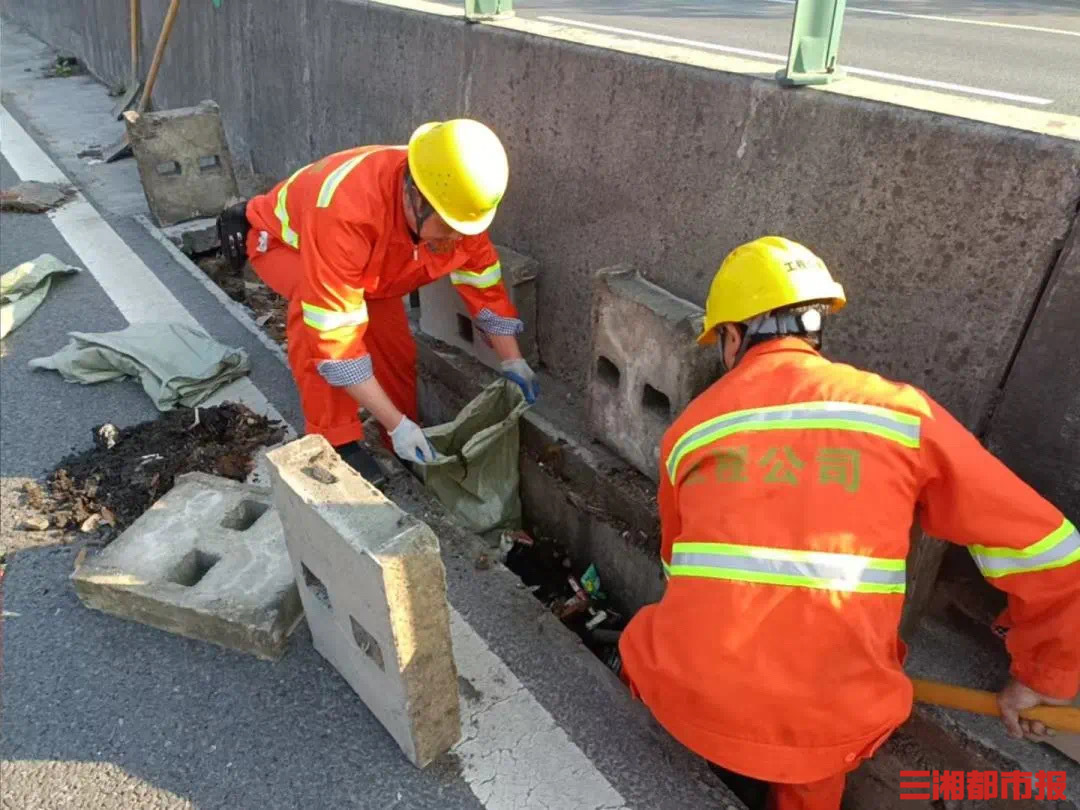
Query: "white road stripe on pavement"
1 103 630 810
762 0 1080 38
537 15 1055 106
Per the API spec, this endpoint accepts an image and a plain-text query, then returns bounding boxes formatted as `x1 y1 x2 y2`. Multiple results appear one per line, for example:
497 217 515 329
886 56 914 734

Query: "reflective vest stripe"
970 519 1080 578
667 402 921 483
275 146 407 245
301 300 369 333
666 541 906 594
316 152 376 209
275 165 307 248
451 262 502 289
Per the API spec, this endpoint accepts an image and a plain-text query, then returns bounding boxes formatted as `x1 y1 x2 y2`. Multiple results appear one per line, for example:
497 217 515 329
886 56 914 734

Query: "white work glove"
501 358 539 404
389 416 438 463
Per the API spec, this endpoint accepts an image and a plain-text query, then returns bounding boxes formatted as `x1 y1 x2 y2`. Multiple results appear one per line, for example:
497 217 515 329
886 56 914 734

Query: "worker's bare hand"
997 678 1070 742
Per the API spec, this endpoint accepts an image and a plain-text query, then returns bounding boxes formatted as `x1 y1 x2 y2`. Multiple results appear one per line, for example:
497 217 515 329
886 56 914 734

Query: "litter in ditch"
500 530 625 667
196 255 287 346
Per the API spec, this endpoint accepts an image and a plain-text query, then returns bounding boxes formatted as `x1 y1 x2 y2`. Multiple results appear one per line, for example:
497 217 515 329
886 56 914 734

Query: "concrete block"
265 435 460 769
163 217 220 256
418 244 539 371
70 472 302 661
124 100 239 227
586 265 724 481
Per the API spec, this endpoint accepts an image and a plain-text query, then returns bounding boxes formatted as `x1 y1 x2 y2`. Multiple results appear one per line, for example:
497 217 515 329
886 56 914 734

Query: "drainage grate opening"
597 356 620 388
350 616 386 670
457 313 473 344
301 561 332 611
220 499 270 531
168 549 221 587
155 160 181 176
642 384 672 420
198 154 222 172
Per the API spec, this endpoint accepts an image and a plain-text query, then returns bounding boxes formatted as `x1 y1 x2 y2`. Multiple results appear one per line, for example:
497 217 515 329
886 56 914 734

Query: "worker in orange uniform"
616 236 1080 810
216 119 538 479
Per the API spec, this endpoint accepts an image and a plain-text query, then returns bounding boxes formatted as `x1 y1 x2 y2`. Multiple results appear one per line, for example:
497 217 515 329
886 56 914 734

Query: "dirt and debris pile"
43 54 85 79
25 403 285 544
0 181 74 213
500 530 625 668
197 256 287 345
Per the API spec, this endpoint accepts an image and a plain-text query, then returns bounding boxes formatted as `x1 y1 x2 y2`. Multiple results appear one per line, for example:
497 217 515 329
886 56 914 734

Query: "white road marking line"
449 611 628 810
3 102 630 810
762 0 1080 38
537 15 1055 106
0 105 287 428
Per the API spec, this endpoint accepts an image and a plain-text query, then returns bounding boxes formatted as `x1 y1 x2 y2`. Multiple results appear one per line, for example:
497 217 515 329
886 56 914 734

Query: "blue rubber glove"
501 358 539 404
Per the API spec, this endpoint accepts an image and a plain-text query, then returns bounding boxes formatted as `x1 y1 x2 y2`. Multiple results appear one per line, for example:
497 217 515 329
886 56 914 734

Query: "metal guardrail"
777 0 848 85
462 0 848 86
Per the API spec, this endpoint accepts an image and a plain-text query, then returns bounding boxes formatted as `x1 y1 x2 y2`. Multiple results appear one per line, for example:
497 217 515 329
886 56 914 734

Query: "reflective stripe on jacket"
246 147 521 384
619 338 1080 785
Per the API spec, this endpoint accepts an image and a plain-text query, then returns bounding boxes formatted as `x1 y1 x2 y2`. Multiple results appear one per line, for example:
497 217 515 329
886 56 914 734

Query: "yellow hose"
911 678 1080 733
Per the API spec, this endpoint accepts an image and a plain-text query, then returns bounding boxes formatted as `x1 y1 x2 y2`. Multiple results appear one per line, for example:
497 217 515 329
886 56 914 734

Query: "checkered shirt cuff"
317 355 374 387
475 308 524 336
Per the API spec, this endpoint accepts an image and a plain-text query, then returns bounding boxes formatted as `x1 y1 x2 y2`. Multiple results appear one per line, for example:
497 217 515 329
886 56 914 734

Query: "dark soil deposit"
27 403 285 545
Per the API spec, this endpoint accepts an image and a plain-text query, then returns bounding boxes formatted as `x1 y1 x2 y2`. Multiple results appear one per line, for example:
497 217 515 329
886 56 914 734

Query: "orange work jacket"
247 145 521 383
619 338 1080 784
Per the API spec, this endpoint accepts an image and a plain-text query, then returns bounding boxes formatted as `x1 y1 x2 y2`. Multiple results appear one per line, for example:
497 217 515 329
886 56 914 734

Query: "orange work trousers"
619 668 848 810
247 231 418 448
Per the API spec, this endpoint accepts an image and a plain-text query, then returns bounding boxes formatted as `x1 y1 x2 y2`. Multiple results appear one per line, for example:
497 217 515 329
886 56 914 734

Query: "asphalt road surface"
484 0 1080 114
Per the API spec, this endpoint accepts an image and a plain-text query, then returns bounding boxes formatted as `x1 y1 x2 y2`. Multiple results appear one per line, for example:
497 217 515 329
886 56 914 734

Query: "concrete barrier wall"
986 227 1080 519
4 0 1079 515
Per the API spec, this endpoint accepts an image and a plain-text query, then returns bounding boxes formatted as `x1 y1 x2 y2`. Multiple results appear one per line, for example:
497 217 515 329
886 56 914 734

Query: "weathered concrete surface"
588 265 722 480
0 180 72 212
7 0 1079 438
418 243 539 371
70 472 302 661
986 222 1080 521
124 100 239 226
265 435 461 769
163 217 220 256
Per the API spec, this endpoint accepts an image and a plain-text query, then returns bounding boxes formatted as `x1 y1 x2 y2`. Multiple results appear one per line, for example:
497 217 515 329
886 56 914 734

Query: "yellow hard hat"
698 236 846 345
407 119 509 236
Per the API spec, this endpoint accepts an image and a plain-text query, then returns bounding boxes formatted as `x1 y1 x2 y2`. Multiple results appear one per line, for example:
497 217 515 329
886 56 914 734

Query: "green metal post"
776 0 847 86
464 0 513 22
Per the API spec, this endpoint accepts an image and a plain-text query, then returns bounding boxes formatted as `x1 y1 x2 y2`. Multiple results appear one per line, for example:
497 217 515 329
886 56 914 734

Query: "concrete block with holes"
587 265 725 481
265 434 460 769
123 99 239 227
417 244 539 371
70 472 302 660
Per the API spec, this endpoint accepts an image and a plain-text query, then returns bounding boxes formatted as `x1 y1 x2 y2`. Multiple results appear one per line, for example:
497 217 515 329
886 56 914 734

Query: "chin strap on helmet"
404 171 437 244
